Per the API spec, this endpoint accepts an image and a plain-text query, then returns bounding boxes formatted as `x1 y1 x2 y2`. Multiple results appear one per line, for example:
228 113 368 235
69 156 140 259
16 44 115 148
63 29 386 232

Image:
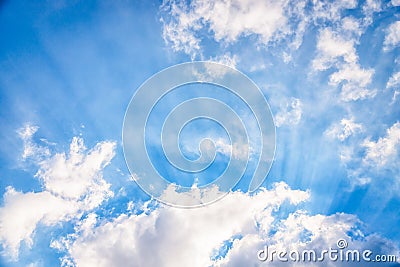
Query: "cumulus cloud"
362 122 400 168
51 182 309 267
384 21 400 51
52 182 399 267
0 125 116 260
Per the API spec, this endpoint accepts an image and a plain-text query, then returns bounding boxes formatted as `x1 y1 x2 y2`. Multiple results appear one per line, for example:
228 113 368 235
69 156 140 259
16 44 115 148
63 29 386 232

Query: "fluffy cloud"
313 27 377 102
0 188 80 259
36 136 115 201
161 0 308 58
52 182 398 267
217 212 398 266
312 29 358 71
362 122 400 168
384 21 400 51
161 0 373 61
329 63 377 101
0 125 115 260
51 182 309 267
334 122 400 186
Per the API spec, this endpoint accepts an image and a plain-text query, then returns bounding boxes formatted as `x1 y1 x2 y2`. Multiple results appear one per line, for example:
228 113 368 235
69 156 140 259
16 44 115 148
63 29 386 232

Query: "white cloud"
363 0 381 12
312 28 358 71
208 53 238 69
338 122 400 187
53 182 398 267
329 64 373 87
313 28 377 102
275 98 302 127
391 90 400 105
0 125 115 260
161 0 307 58
325 118 363 141
311 0 357 24
217 212 398 266
17 124 50 161
392 0 400 6
362 122 400 168
52 182 309 267
0 188 80 259
161 1 202 59
197 0 289 43
329 63 377 101
341 17 362 35
387 71 400 89
384 21 400 51
362 0 381 24
36 136 115 201
203 138 250 161
161 0 372 65
159 183 225 207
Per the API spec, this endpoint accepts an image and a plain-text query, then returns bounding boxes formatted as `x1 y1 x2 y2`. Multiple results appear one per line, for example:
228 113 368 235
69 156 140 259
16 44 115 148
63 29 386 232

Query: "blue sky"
0 0 400 266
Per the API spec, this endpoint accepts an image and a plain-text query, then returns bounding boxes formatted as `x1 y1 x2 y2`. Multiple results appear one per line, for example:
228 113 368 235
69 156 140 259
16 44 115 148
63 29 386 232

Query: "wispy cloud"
325 118 363 141
274 98 302 127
